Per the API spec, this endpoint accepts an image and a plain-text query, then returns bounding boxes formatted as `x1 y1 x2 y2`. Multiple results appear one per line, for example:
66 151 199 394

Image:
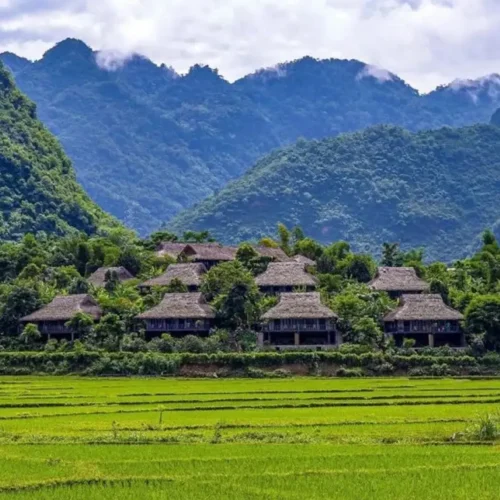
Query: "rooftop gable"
262 292 337 319
136 292 215 319
369 267 428 292
88 266 134 287
139 263 207 288
21 294 102 322
256 262 318 287
384 294 464 321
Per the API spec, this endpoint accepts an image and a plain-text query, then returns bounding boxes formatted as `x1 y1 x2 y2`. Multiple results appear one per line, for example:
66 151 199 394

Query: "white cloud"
0 0 500 91
356 64 394 82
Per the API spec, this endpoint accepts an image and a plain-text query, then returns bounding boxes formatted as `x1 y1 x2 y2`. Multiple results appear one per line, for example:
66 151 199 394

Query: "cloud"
356 64 394 82
0 0 500 91
449 73 500 103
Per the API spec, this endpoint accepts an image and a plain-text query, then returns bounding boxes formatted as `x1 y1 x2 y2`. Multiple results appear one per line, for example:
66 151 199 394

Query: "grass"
0 377 499 497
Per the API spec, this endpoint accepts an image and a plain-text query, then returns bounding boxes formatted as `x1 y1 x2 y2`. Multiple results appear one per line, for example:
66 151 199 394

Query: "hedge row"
0 350 497 376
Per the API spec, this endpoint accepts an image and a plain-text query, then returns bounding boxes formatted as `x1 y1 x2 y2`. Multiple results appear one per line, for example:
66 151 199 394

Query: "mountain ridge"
3 38 500 235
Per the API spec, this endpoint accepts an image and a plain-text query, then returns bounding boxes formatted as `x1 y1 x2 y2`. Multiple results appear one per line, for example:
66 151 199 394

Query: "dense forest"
170 122 500 261
3 39 500 234
0 64 116 240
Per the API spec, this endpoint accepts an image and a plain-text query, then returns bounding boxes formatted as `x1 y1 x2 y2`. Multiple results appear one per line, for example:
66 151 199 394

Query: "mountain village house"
383 294 465 347
20 295 102 340
369 267 429 298
138 263 207 292
88 266 135 288
136 293 215 336
260 292 339 348
255 262 318 294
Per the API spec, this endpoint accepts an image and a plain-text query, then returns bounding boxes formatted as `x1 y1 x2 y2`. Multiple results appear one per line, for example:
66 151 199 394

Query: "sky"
0 0 499 91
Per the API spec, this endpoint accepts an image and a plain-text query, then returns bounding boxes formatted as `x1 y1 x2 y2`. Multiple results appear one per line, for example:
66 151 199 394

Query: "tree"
0 286 42 335
104 270 120 294
351 317 384 348
342 254 375 283
293 238 323 260
118 248 142 276
214 282 260 330
69 277 90 295
20 323 41 345
183 230 212 243
465 295 500 350
65 312 94 339
93 313 126 350
201 261 255 301
236 244 271 276
381 243 403 267
429 279 450 305
277 223 291 255
76 242 91 276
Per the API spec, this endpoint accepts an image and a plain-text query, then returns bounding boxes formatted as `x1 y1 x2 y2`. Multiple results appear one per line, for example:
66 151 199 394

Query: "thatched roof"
155 242 189 259
255 262 318 287
88 267 134 287
369 267 428 292
262 293 337 320
185 243 237 262
384 294 464 321
139 263 207 288
137 293 215 319
292 254 316 267
21 295 102 322
253 246 289 261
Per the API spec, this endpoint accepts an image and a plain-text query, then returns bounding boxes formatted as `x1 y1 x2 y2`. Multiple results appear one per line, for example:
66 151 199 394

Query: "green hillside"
0 63 115 239
169 124 500 260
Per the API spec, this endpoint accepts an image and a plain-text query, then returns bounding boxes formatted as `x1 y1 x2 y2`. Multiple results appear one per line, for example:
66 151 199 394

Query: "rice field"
0 376 499 498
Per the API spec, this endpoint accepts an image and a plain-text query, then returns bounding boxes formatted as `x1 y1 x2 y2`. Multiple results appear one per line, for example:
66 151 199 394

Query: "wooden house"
87 266 134 288
136 293 215 337
383 294 465 347
260 292 339 348
138 263 207 292
255 262 318 294
20 294 102 340
369 267 428 298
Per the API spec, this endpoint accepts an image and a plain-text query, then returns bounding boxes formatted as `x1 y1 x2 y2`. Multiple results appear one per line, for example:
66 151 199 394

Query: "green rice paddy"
0 376 499 498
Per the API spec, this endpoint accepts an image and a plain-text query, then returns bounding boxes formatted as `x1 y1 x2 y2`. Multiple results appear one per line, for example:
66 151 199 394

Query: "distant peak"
42 38 93 60
185 64 225 83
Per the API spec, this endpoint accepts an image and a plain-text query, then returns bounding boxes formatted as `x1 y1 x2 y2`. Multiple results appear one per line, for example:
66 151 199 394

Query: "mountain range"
3 38 500 236
0 63 115 240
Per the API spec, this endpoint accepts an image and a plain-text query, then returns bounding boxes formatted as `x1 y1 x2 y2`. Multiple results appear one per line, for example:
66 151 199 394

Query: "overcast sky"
0 0 499 91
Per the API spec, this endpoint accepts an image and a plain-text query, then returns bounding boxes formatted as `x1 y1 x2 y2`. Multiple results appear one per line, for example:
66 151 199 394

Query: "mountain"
168 123 500 261
0 62 115 240
3 39 500 235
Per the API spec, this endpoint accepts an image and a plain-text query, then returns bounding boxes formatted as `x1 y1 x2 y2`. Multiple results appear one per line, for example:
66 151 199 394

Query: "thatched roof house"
88 266 134 287
292 254 316 267
21 294 102 323
369 267 428 296
155 242 189 260
256 262 318 293
253 246 289 261
136 293 215 335
20 294 102 338
137 293 215 320
384 294 463 322
262 293 337 320
139 263 207 291
183 243 237 266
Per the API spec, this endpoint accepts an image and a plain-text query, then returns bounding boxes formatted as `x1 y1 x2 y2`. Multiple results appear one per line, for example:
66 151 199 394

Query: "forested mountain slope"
169 124 500 261
3 39 500 234
0 63 115 240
